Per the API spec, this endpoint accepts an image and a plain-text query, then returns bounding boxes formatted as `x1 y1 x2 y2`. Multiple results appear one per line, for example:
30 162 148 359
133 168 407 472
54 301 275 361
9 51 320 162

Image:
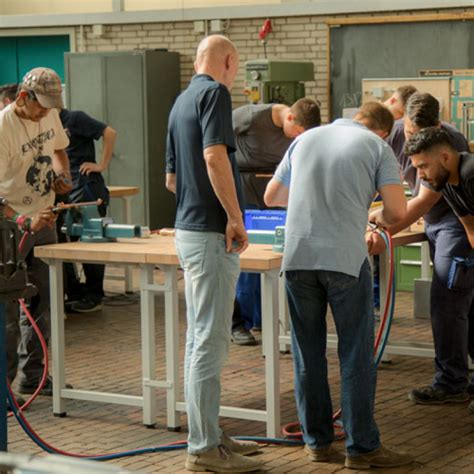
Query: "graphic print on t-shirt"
25 154 54 198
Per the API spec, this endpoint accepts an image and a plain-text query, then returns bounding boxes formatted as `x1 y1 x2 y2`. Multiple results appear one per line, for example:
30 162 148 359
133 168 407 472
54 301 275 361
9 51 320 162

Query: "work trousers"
425 215 474 392
6 226 57 385
175 230 240 454
285 259 380 457
232 273 262 330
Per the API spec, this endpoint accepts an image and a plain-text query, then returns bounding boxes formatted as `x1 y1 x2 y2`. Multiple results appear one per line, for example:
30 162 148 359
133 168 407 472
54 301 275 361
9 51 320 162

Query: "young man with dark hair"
0 83 18 110
264 102 412 469
370 92 473 405
404 127 474 249
231 97 321 344
383 85 417 120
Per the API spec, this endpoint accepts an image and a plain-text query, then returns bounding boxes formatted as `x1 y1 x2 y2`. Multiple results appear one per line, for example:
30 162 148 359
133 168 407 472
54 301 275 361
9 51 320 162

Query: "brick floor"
7 267 474 473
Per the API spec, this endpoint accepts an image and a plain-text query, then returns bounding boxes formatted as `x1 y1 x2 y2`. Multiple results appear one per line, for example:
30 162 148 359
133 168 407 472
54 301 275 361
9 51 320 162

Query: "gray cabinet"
65 50 180 229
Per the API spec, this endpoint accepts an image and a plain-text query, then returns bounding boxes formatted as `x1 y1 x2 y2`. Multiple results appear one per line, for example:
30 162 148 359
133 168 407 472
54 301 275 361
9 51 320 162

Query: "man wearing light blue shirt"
264 102 412 469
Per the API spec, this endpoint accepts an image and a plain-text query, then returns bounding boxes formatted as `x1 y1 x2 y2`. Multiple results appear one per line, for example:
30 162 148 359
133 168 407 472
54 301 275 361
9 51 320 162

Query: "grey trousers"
6 226 57 385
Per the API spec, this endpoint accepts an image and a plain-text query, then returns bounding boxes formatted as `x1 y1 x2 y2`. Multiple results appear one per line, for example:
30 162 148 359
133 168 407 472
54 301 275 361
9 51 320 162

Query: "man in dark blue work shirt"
165 35 262 473
370 92 473 405
59 109 117 312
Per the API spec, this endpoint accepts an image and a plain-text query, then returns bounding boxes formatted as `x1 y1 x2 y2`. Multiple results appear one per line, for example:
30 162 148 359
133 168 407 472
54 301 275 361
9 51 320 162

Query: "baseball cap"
21 67 64 109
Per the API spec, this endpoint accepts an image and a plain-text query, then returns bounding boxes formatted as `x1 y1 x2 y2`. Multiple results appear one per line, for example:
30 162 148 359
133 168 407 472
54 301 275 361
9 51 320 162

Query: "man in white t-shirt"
0 67 72 397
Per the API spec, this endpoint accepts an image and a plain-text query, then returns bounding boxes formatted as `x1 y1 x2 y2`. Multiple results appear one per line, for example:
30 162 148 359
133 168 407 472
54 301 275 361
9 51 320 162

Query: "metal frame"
45 253 283 437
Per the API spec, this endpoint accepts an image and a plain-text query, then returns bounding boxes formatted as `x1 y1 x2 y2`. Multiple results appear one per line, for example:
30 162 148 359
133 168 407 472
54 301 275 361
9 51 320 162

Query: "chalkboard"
330 20 474 119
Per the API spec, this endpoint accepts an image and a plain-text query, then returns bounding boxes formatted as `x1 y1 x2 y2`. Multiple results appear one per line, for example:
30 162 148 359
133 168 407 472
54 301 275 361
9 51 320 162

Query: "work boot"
408 385 469 404
18 376 73 396
185 444 262 472
221 432 260 455
7 393 25 412
304 444 332 462
71 297 103 313
231 327 257 346
345 445 413 469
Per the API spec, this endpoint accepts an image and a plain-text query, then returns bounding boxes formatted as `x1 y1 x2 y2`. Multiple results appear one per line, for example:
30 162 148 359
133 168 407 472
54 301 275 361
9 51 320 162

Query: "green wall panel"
17 36 69 81
0 35 69 87
0 38 19 84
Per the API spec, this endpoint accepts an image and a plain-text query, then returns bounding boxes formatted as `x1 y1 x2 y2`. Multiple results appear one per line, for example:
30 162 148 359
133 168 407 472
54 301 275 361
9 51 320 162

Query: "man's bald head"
194 35 239 91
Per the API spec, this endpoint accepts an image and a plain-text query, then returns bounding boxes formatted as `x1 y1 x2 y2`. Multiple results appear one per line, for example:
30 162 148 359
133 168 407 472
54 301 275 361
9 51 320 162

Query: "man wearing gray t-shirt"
265 102 412 469
231 99 321 345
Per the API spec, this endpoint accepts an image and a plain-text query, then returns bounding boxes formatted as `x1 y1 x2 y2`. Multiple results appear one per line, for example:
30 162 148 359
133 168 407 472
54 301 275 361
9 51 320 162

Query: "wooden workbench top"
35 231 427 271
107 186 140 197
35 235 284 271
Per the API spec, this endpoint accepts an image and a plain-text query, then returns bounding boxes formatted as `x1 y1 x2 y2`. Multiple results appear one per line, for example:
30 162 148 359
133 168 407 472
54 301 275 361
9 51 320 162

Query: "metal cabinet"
65 50 180 230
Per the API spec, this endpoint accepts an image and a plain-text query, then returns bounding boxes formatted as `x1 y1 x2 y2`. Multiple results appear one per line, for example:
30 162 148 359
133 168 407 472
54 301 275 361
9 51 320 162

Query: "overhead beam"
0 1 473 29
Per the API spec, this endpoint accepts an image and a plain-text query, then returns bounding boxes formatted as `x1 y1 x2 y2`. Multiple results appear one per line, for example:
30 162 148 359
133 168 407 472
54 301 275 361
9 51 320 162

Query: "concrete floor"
6 267 474 473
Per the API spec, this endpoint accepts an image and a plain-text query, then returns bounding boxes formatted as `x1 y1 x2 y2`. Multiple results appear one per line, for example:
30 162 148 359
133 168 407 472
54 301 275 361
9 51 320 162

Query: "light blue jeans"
175 230 240 454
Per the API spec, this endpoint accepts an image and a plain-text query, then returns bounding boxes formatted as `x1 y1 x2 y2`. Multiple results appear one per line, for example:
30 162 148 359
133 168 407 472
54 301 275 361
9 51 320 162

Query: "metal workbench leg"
140 265 157 427
261 270 280 438
164 266 181 431
50 260 67 417
123 197 134 293
278 275 290 353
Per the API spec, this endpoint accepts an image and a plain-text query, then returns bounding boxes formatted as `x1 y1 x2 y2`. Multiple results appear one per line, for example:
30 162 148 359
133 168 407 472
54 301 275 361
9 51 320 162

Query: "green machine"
244 59 314 105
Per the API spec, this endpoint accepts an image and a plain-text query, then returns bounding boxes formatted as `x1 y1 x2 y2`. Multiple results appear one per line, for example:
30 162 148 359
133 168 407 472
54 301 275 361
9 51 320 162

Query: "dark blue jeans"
425 215 474 392
285 259 380 456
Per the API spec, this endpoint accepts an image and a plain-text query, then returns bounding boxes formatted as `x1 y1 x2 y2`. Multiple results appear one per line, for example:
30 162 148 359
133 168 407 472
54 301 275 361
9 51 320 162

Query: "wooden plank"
108 185 140 197
326 12 474 27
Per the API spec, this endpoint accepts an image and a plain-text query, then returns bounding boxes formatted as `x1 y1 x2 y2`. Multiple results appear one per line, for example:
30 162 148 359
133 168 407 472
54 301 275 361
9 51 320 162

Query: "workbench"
35 230 429 437
36 236 283 436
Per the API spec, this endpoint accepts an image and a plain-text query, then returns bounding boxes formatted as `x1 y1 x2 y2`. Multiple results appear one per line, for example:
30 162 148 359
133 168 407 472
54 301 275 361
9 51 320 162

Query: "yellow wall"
125 0 279 10
0 0 111 15
0 0 280 15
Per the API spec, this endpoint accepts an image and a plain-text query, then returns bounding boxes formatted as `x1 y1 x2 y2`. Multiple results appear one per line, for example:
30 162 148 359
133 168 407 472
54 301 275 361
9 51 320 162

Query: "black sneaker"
7 393 25 411
467 385 474 399
231 327 257 346
408 385 469 405
71 297 103 313
18 376 73 396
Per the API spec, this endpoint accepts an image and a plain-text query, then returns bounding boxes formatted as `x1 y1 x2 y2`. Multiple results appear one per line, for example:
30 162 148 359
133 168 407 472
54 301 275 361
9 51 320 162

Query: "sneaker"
18 376 73 397
71 297 103 313
231 327 257 346
304 444 331 462
467 385 474 399
7 393 26 412
408 385 469 404
185 444 262 472
221 432 260 455
345 445 413 469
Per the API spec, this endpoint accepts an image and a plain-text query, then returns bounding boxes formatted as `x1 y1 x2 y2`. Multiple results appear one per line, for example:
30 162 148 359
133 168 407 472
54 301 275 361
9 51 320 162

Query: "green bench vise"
247 226 285 253
62 204 150 243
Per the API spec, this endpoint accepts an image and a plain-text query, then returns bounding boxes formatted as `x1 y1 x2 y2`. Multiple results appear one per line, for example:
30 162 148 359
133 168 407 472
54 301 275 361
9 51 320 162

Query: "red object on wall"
259 19 273 42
